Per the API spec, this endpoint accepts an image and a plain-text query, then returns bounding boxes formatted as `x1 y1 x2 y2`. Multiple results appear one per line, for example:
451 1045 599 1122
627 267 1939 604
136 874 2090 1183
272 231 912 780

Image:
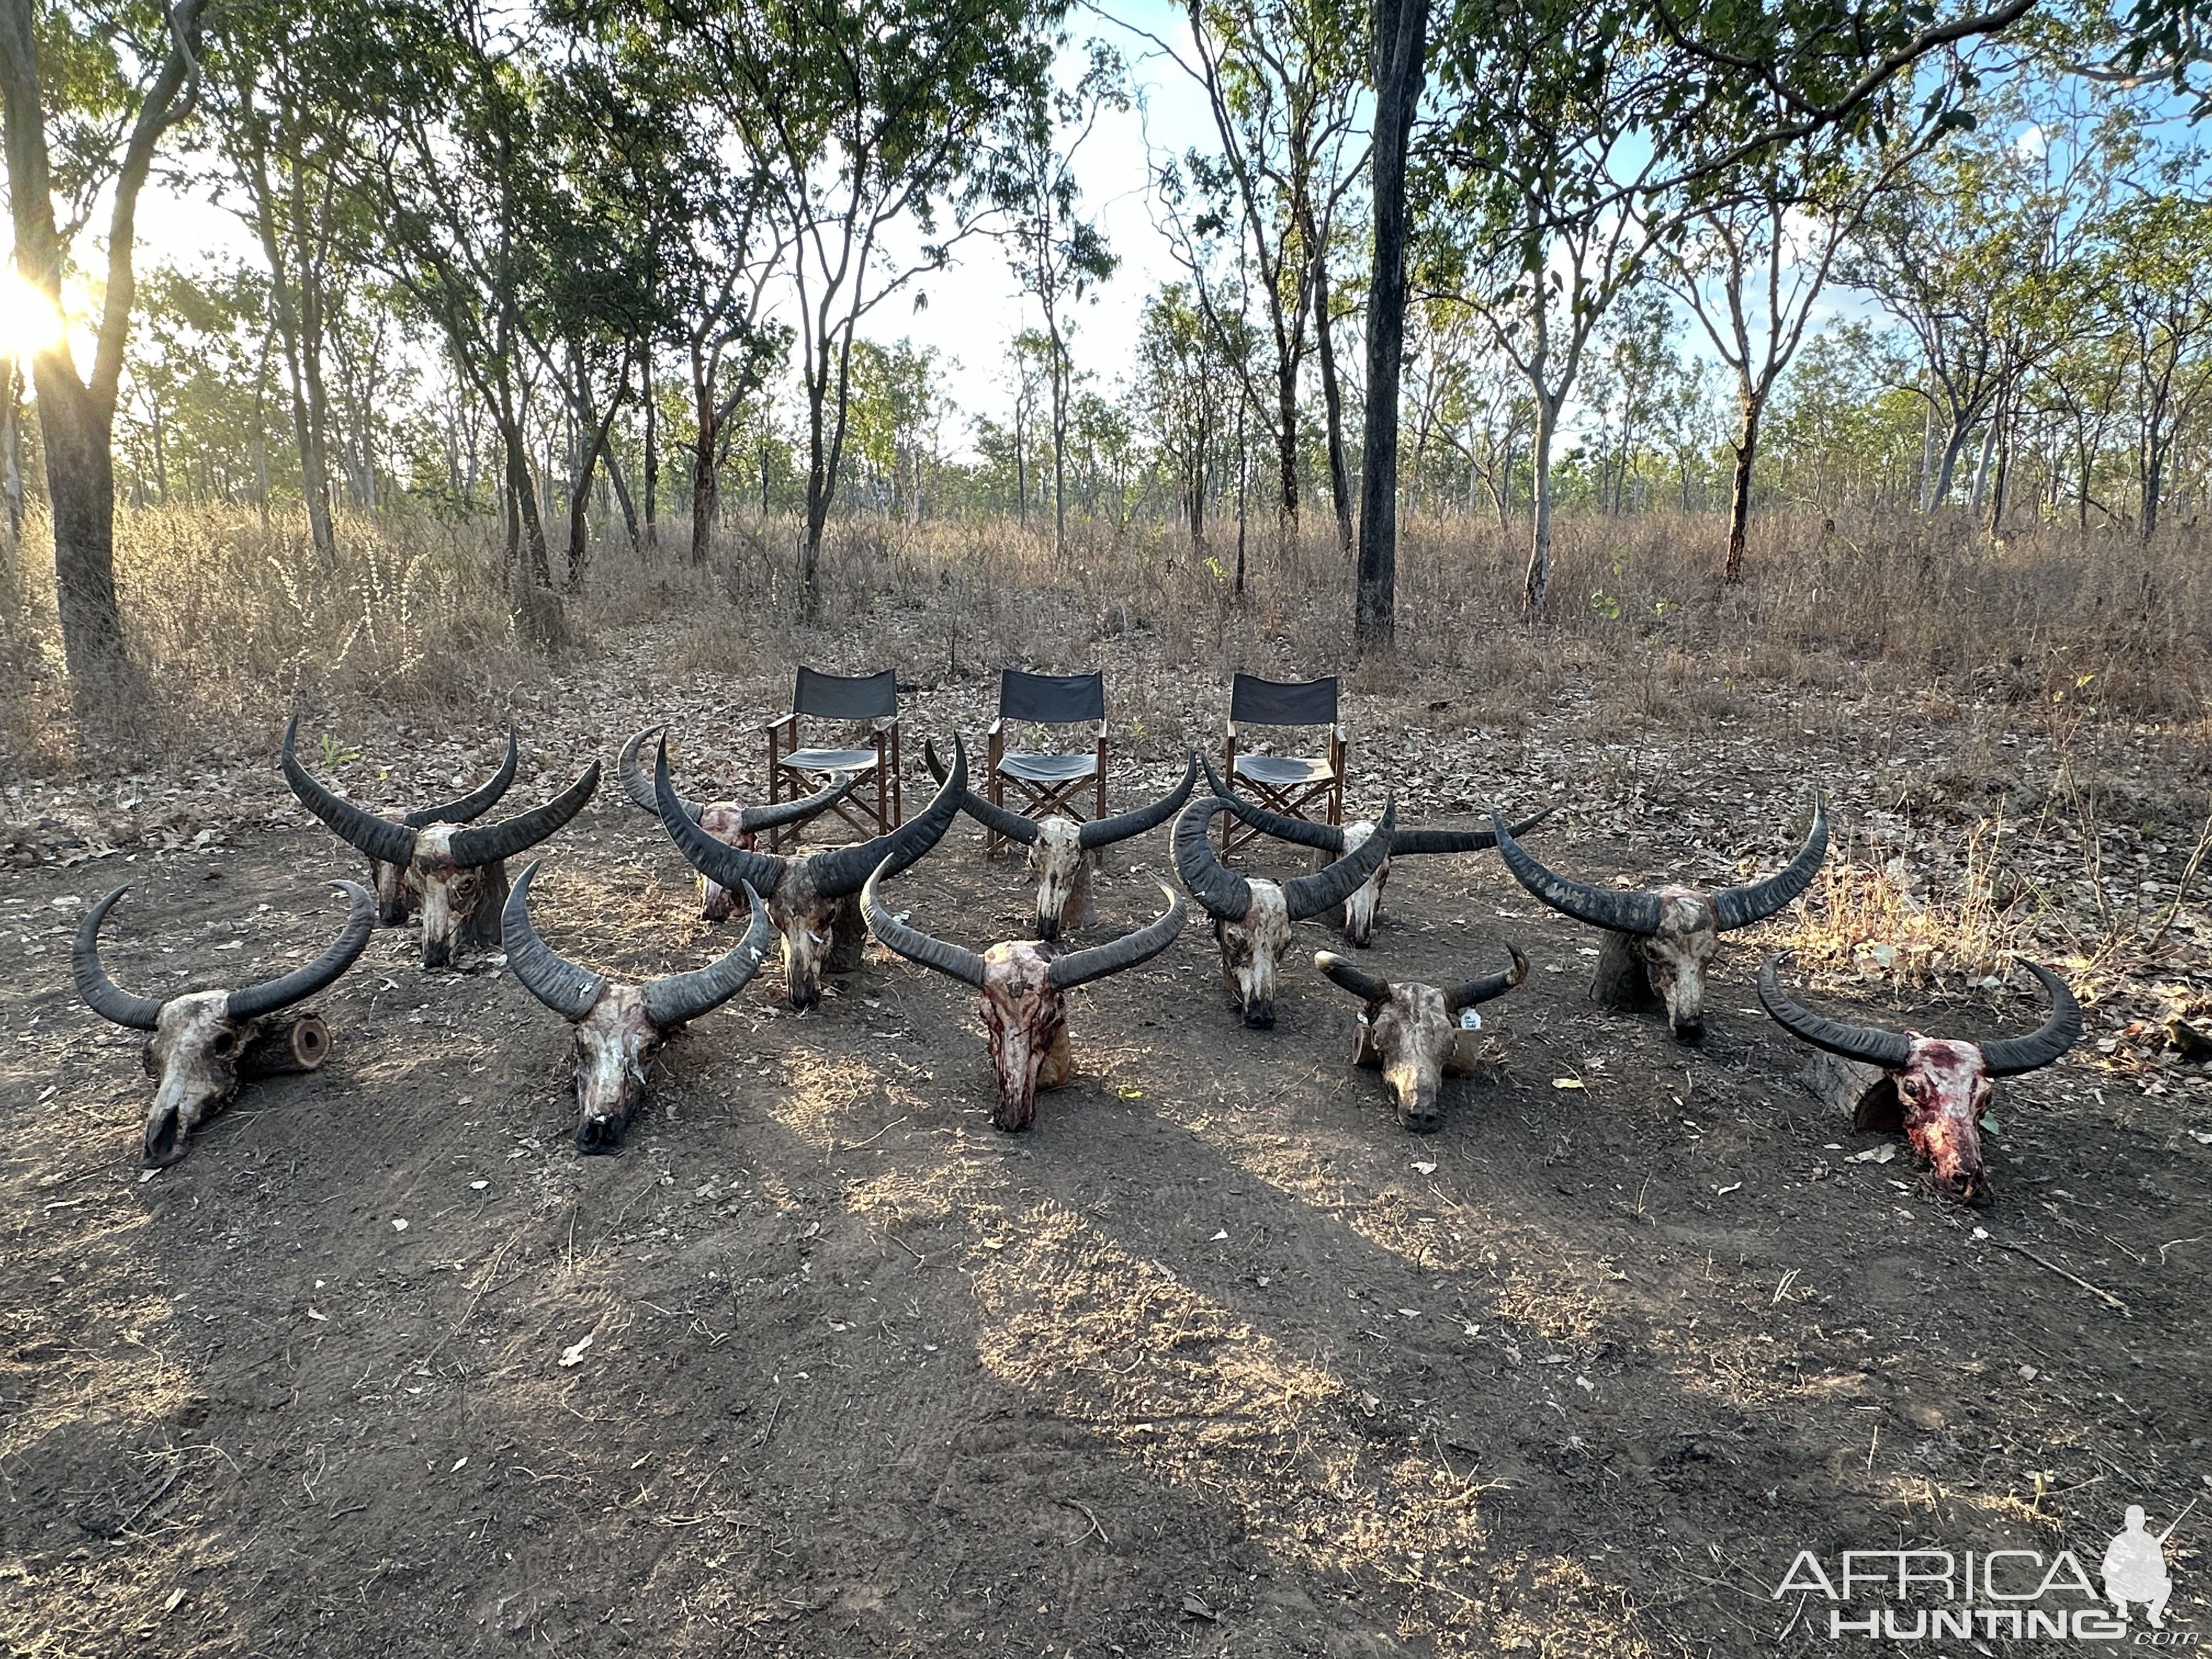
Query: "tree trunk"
37 368 146 716
1314 250 1353 558
690 357 718 567
641 334 657 550
1724 393 1760 585
1522 393 1557 616
1276 349 1299 532
499 415 551 586
1354 0 1430 653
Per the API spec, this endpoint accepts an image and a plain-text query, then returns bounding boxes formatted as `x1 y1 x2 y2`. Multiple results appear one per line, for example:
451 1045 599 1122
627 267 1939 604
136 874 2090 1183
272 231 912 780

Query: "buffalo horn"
618 726 702 821
1280 798 1395 921
1756 958 1913 1069
501 861 610 1021
1078 753 1200 850
654 737 789 896
739 773 861 836
1314 951 1391 1005
1393 809 1556 856
225 882 375 1021
922 736 1038 845
1979 962 2084 1077
806 736 968 898
861 854 986 989
72 886 168 1030
405 726 520 828
1712 798 1829 931
445 761 602 868
281 714 419 868
641 882 775 1027
1048 884 1187 989
1444 943 1530 1012
1173 800 1255 921
1492 808 1662 935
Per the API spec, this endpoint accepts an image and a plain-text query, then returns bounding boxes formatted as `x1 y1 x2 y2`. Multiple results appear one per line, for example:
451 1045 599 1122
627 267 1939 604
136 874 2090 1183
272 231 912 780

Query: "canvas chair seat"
998 751 1099 785
787 747 880 774
1233 753 1338 788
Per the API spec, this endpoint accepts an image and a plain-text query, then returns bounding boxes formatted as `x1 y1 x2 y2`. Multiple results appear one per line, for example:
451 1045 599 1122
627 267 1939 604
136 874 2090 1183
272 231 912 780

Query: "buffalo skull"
1201 754 1551 947
1493 799 1827 1042
1174 794 1395 1028
503 861 775 1153
654 732 966 1012
863 859 1186 1131
1759 956 2081 1204
74 881 374 1165
618 725 859 921
284 716 600 969
1314 944 1528 1132
924 738 1197 941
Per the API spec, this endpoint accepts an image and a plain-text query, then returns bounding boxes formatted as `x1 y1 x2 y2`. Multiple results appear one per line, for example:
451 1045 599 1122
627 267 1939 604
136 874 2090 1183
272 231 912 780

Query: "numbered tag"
1458 1009 1482 1031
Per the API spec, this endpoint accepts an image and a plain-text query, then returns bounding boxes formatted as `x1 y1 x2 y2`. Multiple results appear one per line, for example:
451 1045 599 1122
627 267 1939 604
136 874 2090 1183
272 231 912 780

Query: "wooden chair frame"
987 670 1109 865
1221 674 1348 859
761 668 902 851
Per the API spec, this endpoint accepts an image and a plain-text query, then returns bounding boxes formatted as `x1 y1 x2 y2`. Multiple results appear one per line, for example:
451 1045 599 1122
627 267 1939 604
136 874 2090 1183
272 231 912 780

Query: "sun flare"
0 270 67 363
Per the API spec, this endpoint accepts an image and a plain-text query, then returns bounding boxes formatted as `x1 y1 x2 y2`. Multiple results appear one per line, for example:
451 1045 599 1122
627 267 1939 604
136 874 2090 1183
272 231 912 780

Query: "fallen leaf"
1551 1077 1585 1091
558 1334 594 1368
1180 1593 1219 1622
1412 1160 1437 1175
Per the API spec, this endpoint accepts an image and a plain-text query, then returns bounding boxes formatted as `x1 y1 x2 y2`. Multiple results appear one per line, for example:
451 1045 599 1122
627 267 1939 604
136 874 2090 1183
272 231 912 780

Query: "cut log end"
239 1013 333 1078
1799 1047 1900 1131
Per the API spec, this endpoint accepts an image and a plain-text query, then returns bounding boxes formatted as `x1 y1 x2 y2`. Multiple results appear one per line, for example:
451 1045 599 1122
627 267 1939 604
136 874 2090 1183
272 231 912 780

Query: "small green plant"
319 732 361 770
1588 588 1622 620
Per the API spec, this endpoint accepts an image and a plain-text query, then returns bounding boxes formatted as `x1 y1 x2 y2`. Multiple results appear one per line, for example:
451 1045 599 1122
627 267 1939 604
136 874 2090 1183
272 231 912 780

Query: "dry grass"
2 499 2209 782
1769 814 2024 988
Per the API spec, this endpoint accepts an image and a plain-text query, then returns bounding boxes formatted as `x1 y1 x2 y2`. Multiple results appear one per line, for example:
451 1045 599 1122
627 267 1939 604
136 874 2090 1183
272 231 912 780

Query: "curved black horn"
654 736 789 897
1198 753 1343 854
642 882 776 1027
737 772 861 837
1174 799 1254 921
281 714 419 868
405 725 520 828
1444 943 1530 1012
1756 957 1913 1069
1079 753 1200 850
446 761 602 868
1048 884 1187 988
861 853 986 988
225 881 375 1022
923 735 1037 845
1393 806 1557 857
618 726 701 822
1314 950 1391 1005
1492 806 1662 936
1979 962 2084 1077
72 886 167 1030
501 861 610 1022
1282 797 1395 921
806 736 968 898
1713 797 1829 931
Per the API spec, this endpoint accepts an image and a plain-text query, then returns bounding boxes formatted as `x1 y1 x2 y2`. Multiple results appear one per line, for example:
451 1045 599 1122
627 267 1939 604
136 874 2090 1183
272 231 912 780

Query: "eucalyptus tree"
679 0 1062 616
0 0 205 720
1149 0 1366 547
2101 190 2212 539
986 41 1123 557
1654 110 1926 580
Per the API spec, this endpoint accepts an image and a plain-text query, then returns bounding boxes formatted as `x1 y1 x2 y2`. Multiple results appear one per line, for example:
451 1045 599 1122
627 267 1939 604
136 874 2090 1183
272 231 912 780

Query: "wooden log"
238 1013 333 1079
1798 1047 1900 1131
827 893 868 973
1589 929 1657 1012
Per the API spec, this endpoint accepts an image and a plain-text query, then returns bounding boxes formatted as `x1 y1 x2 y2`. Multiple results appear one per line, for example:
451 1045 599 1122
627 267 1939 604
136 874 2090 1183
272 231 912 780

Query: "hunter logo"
1774 1502 2196 1644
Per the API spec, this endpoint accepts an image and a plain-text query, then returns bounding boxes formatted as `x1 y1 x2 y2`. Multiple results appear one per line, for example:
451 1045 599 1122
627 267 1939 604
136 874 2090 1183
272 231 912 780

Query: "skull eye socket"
211 1029 238 1057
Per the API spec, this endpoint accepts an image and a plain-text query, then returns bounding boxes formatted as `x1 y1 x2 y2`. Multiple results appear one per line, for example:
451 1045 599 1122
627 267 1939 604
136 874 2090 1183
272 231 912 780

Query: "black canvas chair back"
1221 673 1347 857
794 666 898 723
985 668 1110 862
1000 669 1105 726
763 665 902 848
1229 673 1338 729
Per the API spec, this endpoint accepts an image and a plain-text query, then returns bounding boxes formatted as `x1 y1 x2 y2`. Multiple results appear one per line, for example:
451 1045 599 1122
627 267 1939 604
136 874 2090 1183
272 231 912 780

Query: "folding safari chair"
988 669 1109 864
1221 672 1347 858
763 666 901 850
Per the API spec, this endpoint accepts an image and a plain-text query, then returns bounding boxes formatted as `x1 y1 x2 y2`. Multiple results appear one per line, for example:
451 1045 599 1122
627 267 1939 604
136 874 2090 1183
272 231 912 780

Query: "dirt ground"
3 620 2209 1658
